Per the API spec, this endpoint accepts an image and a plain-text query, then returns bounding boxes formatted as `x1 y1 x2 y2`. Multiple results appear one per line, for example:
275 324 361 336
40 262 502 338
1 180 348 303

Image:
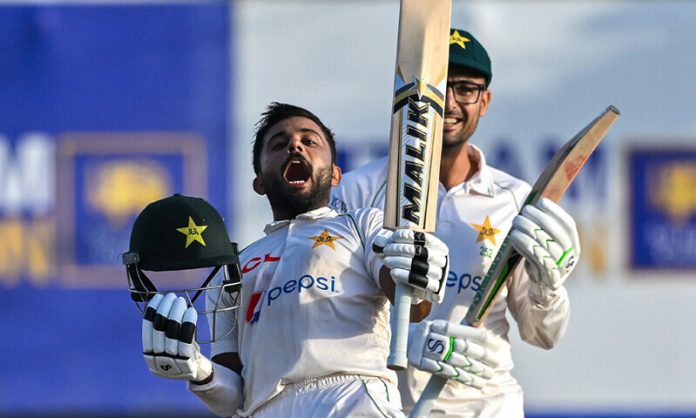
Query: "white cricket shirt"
330 146 570 417
209 206 397 417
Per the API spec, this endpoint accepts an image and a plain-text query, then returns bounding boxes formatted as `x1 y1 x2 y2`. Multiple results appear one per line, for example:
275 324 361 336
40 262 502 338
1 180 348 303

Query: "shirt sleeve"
506 261 570 349
348 207 388 288
330 158 388 213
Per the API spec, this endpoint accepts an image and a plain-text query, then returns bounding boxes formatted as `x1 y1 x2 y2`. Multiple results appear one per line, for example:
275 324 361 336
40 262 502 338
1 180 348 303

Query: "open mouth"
283 158 311 187
444 115 462 127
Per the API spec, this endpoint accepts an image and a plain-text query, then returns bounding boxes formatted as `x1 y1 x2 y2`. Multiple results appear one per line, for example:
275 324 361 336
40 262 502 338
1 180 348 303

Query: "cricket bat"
383 0 452 371
410 105 620 417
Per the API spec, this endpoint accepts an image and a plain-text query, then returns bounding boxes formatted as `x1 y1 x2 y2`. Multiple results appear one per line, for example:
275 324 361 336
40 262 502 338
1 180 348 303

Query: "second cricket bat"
466 105 620 326
411 105 620 417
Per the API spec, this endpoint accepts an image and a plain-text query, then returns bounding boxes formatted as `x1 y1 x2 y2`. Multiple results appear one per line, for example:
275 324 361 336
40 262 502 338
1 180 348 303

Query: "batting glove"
142 293 213 383
374 230 449 303
509 198 580 302
407 319 503 389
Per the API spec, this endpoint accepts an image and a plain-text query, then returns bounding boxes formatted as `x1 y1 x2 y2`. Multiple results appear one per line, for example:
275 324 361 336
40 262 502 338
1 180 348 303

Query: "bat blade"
466 105 620 327
384 0 451 232
411 105 620 418
384 0 452 371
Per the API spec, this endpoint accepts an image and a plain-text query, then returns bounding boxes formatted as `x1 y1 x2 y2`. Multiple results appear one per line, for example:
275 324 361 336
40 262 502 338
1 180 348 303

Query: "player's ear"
479 89 491 117
331 164 342 187
253 176 266 195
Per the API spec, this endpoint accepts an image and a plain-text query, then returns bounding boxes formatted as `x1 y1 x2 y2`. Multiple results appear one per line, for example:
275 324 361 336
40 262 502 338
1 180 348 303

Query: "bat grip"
387 282 411 370
410 375 447 418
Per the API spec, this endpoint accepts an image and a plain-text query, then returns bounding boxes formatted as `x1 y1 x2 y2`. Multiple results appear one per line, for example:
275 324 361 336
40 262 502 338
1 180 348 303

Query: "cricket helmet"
122 194 242 342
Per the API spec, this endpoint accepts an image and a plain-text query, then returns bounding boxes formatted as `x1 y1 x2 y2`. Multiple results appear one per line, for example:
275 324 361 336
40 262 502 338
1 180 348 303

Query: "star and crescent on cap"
176 216 208 248
450 30 470 49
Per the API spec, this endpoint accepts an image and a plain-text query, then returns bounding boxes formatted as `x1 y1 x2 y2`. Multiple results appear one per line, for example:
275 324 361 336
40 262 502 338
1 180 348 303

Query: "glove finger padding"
383 254 446 292
142 293 164 354
510 198 580 290
382 230 448 256
165 297 188 356
510 215 566 265
524 199 580 269
419 358 489 389
178 307 198 358
430 320 503 369
141 292 212 382
536 198 580 249
510 227 563 289
447 352 492 377
408 320 502 389
372 233 390 256
377 230 449 301
152 292 177 354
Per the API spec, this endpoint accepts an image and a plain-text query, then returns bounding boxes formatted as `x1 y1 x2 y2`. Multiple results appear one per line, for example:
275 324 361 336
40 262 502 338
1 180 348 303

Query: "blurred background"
1 0 695 417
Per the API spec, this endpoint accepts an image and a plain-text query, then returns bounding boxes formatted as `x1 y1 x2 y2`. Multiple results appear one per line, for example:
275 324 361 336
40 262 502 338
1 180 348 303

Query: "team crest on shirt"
308 229 343 250
470 215 501 246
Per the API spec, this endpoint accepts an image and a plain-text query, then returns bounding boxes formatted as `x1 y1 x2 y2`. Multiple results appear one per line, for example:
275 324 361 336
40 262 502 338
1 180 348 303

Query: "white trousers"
249 374 405 418
402 387 524 418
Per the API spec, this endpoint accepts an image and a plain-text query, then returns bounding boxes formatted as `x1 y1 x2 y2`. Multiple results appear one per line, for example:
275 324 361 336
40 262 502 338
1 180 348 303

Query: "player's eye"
454 85 476 96
269 138 288 150
302 137 318 146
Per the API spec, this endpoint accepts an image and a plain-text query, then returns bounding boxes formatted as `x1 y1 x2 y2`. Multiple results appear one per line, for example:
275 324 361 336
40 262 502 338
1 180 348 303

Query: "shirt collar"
440 144 496 197
263 206 336 235
467 144 496 197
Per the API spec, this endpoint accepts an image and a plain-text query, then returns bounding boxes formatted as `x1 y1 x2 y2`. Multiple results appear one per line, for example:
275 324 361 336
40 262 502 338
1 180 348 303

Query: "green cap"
449 29 492 86
127 194 238 271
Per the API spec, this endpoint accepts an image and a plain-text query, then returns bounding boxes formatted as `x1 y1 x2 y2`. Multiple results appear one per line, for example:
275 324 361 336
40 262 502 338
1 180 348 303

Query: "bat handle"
410 375 447 418
387 282 411 370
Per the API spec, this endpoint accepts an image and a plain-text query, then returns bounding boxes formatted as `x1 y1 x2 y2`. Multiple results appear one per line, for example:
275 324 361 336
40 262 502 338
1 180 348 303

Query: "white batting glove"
509 198 580 303
407 319 503 389
373 230 449 303
142 293 213 383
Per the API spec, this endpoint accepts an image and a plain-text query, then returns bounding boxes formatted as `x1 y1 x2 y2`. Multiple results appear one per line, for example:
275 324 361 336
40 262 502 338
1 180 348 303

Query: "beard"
443 105 483 150
263 163 334 219
443 117 479 150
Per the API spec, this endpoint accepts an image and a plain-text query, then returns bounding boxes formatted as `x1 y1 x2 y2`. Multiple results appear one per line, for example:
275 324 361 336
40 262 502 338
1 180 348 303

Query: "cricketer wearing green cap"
439 28 493 166
331 27 580 418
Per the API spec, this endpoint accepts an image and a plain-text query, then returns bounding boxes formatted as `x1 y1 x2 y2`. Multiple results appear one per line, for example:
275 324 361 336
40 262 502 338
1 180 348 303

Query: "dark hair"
252 102 337 175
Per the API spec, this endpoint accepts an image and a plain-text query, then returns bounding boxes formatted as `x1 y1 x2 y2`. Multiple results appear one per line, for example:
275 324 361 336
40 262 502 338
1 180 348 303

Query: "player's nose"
288 136 304 153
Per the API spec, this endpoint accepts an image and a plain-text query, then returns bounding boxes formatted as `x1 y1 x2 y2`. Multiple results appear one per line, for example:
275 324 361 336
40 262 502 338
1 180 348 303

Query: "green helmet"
122 194 241 342
126 194 239 272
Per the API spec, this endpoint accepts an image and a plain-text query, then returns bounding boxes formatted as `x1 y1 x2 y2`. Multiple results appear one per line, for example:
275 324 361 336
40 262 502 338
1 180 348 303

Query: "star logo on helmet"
309 229 343 250
470 215 501 246
450 30 470 49
176 216 208 248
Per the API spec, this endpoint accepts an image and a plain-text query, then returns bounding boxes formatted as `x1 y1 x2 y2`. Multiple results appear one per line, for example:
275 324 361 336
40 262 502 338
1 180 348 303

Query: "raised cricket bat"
410 105 620 417
383 0 452 371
